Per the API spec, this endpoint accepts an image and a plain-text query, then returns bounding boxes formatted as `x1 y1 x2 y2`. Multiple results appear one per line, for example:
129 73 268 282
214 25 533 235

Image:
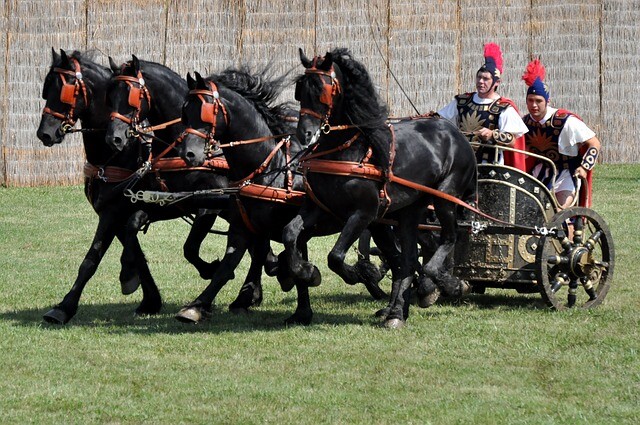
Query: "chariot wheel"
535 207 615 310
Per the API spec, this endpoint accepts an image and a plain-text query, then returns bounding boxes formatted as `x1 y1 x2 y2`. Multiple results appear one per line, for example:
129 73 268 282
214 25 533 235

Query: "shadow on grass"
0 289 551 333
0 296 379 334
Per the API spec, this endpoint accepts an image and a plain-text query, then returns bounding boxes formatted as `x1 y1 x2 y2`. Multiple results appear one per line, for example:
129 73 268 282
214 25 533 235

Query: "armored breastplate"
524 111 580 185
455 93 508 134
455 93 509 163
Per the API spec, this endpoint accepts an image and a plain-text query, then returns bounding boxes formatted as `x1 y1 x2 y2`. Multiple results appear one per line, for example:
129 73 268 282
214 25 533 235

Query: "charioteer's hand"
574 166 588 180
473 127 494 142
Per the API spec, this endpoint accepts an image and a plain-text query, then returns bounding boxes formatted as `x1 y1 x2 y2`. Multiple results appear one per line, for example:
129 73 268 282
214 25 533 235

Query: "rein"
300 120 542 233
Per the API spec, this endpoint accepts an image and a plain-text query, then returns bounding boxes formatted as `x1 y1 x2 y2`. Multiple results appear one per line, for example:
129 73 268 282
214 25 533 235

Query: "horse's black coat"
175 68 387 324
284 48 478 327
37 50 226 324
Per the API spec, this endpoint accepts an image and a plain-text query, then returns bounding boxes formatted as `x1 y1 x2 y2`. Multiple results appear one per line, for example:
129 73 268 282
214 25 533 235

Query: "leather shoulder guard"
455 93 474 106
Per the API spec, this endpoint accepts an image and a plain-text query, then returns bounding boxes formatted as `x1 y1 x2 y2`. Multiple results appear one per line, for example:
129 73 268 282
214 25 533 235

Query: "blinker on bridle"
41 57 89 134
181 81 229 156
299 56 342 134
109 67 152 138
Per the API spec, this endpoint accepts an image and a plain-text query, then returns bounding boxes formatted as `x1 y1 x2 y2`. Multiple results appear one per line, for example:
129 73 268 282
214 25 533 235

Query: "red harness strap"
151 157 229 172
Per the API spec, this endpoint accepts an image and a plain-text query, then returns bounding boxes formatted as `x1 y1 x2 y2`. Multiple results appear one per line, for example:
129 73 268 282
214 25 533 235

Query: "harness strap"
83 163 135 182
238 183 305 206
151 157 229 172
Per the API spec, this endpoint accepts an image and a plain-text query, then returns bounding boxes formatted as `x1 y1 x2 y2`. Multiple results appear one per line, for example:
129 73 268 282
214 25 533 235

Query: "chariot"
450 146 614 309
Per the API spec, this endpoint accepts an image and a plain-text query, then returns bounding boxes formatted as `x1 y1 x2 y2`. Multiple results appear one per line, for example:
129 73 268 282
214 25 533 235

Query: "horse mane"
327 48 390 168
209 66 295 137
328 48 388 129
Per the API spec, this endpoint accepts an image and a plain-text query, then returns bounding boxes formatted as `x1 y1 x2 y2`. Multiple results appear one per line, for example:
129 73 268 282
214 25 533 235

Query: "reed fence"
1 0 638 186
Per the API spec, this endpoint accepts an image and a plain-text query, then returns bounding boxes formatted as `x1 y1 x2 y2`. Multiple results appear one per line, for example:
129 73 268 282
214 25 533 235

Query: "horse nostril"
186 151 195 159
305 131 313 140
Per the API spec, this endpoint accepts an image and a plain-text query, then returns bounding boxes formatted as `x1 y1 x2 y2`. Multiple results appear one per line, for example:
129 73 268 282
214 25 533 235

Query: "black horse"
105 57 291 316
174 69 387 324
283 48 478 328
36 49 225 324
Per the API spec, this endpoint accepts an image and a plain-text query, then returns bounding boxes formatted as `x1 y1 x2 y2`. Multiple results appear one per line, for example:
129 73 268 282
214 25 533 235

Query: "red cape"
497 97 527 172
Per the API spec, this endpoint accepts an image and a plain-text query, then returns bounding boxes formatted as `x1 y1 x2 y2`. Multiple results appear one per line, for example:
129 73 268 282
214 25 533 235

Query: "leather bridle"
41 57 89 133
182 81 229 156
109 68 152 134
298 57 342 134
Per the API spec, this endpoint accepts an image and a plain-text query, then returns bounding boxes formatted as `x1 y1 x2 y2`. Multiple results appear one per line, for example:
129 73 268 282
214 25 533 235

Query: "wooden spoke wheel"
535 207 615 310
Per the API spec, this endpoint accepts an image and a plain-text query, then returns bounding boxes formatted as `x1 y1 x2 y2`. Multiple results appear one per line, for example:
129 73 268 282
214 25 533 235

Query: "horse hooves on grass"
418 287 440 308
175 306 210 324
382 318 405 329
309 266 322 287
120 275 141 295
43 308 70 325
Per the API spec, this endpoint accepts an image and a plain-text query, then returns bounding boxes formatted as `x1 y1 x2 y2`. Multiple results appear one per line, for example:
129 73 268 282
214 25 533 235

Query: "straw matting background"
1 0 638 186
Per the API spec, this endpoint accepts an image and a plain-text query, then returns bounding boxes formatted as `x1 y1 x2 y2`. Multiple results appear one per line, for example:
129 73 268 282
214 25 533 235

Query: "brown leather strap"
83 163 135 182
151 157 229 172
238 183 305 206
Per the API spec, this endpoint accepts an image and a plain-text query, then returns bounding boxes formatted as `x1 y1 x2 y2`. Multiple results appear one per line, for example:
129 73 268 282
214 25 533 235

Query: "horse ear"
299 48 312 68
60 49 70 68
319 52 333 71
186 72 196 90
108 56 120 74
51 47 61 65
131 55 140 74
194 71 207 89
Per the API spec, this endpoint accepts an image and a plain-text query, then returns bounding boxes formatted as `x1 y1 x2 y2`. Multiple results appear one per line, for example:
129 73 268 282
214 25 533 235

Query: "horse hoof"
382 318 405 329
175 306 209 324
43 308 70 325
309 266 322 287
120 275 141 295
418 287 440 308
278 275 296 292
460 280 472 296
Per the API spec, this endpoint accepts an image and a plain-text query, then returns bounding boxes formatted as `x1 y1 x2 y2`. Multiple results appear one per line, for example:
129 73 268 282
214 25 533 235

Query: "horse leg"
263 245 279 277
175 225 250 323
282 205 323 287
285 283 313 326
423 200 468 298
43 210 119 324
415 230 441 308
354 228 388 300
119 210 148 295
326 210 377 285
382 208 421 328
228 237 270 313
183 209 220 279
366 224 403 317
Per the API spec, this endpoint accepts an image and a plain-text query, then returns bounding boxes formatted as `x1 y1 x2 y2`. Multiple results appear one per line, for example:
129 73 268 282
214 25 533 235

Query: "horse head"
179 71 230 167
38 48 96 146
105 55 152 151
295 48 345 146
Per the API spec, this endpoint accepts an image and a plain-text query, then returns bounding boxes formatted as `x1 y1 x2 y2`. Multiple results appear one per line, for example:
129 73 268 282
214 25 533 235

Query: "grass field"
0 164 638 424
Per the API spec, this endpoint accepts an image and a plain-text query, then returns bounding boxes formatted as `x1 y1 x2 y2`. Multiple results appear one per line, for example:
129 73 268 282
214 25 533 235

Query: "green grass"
0 164 638 424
